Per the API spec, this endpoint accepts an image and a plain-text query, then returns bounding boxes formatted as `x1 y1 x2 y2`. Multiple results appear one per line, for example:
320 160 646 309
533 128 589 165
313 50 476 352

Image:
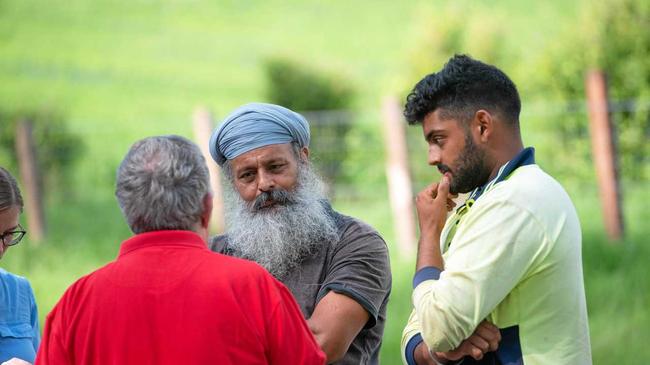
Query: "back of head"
0 167 23 213
404 54 521 128
115 135 210 234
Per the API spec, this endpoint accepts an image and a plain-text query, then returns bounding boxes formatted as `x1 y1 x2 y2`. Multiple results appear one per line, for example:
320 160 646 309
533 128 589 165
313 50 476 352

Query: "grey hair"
115 135 210 234
0 167 23 213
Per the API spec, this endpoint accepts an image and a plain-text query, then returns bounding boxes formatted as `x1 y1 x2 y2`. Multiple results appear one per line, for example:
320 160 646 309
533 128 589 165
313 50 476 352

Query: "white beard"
224 163 339 280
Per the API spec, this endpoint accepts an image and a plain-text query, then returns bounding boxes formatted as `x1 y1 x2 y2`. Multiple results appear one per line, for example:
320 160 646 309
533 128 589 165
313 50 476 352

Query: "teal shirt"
0 269 40 363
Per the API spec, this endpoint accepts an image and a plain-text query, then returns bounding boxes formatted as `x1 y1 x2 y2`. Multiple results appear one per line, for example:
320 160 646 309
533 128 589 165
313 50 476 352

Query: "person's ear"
300 146 310 161
201 192 213 229
474 110 493 142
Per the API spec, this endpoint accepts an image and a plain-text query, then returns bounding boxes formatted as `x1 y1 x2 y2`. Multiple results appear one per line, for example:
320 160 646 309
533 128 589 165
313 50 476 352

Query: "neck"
192 223 209 243
487 140 524 181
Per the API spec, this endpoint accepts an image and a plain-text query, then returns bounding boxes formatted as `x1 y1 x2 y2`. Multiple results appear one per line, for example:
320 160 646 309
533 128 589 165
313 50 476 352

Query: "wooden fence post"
193 107 225 234
15 120 46 243
585 70 624 241
382 96 416 257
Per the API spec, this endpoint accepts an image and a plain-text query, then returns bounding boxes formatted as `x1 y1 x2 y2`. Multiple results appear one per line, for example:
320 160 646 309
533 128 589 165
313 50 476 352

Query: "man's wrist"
428 351 449 365
418 228 442 244
416 236 443 271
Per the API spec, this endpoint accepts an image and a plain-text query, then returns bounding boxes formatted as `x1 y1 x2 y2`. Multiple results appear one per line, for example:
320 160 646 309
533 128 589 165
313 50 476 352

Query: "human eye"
268 162 286 172
429 135 444 146
237 171 255 182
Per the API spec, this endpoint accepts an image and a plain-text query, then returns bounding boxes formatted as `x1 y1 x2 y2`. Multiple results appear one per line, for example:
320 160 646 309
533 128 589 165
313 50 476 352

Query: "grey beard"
224 164 339 280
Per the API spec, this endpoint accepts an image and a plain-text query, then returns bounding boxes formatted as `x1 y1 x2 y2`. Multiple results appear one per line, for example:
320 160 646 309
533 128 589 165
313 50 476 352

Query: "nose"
428 146 441 166
257 170 275 193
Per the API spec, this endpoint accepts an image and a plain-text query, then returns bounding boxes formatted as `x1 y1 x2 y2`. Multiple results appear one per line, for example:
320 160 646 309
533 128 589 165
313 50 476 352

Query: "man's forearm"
416 234 443 271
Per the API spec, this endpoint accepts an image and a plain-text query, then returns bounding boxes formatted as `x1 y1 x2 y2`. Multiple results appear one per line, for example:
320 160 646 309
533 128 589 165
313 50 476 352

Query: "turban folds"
209 103 311 166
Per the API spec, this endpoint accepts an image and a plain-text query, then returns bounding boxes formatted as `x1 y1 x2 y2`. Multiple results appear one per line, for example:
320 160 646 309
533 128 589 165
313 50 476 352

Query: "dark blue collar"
467 147 536 202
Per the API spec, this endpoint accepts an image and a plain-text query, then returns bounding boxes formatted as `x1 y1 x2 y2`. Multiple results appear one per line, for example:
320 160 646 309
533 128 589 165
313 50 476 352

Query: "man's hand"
413 320 501 364
434 320 502 362
415 174 454 239
415 174 455 271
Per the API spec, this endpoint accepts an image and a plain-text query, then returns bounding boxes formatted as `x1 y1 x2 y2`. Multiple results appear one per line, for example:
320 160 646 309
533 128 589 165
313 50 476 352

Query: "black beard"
447 133 492 194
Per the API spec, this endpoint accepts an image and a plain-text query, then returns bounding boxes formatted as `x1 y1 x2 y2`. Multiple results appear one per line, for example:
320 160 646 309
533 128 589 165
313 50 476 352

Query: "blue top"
0 269 40 363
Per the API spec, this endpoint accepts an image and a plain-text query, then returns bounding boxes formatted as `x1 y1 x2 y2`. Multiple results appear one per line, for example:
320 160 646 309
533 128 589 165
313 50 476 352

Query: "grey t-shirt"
210 207 392 365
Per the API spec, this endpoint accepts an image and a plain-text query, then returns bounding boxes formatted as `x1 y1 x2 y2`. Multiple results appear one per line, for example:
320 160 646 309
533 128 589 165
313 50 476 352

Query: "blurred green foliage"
265 58 355 111
0 109 83 198
532 0 650 181
264 58 356 185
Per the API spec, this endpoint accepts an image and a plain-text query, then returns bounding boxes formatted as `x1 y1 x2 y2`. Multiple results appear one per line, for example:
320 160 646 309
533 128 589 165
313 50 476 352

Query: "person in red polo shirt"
36 135 325 365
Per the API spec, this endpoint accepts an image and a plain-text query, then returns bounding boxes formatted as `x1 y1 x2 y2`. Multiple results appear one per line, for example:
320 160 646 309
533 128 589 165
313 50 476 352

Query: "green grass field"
1 1 648 364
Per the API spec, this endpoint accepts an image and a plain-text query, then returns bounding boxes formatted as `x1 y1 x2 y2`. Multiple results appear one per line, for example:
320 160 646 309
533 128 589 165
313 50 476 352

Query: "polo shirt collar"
467 147 536 202
119 230 208 258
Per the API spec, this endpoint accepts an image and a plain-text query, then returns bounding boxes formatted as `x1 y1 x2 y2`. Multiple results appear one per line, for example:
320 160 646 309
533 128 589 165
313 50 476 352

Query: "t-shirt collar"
118 230 208 258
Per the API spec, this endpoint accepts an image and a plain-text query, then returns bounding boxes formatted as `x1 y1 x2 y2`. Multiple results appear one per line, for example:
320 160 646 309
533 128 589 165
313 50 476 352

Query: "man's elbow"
414 289 472 352
318 336 349 363
421 327 457 353
312 331 350 363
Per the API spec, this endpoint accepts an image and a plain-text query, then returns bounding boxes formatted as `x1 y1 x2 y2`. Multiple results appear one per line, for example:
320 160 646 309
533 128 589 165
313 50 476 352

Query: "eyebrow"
261 157 289 165
234 157 288 173
425 129 446 142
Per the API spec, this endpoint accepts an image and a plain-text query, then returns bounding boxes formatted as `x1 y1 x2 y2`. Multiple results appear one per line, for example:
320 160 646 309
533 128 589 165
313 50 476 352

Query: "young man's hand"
414 320 501 364
434 320 502 362
414 174 456 271
415 174 454 240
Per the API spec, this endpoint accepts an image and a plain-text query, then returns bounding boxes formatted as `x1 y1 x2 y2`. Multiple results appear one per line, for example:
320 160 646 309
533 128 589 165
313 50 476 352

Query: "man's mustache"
437 164 452 175
252 189 295 211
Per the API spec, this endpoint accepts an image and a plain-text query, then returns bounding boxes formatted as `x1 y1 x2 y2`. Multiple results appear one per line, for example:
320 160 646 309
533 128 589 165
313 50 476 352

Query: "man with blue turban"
209 103 392 365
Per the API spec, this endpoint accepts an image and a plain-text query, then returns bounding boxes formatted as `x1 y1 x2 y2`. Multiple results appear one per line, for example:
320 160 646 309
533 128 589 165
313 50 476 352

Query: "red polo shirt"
36 230 325 365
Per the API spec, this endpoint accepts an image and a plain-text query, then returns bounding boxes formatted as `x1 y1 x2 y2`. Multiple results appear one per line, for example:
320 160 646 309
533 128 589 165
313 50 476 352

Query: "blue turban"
209 103 311 166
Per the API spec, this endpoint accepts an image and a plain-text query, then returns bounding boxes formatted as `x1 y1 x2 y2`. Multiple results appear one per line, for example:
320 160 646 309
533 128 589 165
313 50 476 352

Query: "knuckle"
472 348 482 359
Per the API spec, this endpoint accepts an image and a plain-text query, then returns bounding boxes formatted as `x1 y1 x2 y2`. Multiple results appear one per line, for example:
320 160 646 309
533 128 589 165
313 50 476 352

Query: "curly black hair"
403 54 521 128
